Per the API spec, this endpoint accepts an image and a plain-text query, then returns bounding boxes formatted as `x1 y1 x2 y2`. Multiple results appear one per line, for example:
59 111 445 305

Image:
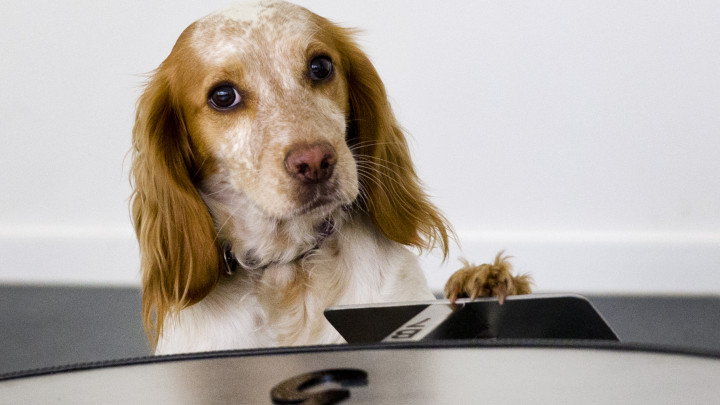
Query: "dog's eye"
309 55 333 81
208 85 241 110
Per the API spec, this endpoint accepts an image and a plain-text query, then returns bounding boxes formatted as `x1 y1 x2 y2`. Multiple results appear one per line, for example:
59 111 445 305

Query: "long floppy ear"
130 67 222 348
335 29 452 258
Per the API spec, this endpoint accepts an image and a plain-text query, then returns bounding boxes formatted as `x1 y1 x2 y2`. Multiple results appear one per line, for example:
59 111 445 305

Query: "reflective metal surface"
325 294 618 343
1 342 719 404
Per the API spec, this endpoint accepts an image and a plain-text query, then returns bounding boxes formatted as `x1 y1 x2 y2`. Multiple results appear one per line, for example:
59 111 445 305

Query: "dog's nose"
284 142 337 184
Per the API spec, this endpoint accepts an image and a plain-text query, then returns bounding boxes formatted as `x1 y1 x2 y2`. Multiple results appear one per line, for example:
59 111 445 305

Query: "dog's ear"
130 66 222 348
334 27 452 258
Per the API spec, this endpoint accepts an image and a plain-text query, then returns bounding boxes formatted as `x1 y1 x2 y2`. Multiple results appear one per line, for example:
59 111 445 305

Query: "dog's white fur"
158 217 434 354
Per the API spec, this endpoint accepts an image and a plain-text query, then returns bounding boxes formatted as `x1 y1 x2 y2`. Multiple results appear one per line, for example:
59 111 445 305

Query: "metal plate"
1 342 719 404
325 294 618 343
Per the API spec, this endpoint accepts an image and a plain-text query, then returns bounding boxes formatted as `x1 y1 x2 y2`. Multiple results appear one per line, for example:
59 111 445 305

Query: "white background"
1 0 718 293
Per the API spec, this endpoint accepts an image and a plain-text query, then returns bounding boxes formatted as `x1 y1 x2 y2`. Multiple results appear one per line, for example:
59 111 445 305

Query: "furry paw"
444 252 532 305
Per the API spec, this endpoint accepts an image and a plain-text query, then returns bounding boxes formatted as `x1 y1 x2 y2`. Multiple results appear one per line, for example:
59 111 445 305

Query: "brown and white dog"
130 0 531 354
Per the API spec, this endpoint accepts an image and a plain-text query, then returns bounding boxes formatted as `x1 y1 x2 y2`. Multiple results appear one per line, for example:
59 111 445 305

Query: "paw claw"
496 281 508 305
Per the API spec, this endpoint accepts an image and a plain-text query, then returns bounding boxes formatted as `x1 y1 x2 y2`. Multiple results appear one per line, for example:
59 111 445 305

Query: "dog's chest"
254 261 348 346
155 220 434 354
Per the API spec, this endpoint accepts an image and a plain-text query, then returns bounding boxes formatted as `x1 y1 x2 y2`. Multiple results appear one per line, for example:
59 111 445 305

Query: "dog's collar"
223 245 316 275
223 218 335 275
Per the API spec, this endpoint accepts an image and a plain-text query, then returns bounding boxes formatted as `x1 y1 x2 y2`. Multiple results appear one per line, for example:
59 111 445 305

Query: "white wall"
1 0 718 293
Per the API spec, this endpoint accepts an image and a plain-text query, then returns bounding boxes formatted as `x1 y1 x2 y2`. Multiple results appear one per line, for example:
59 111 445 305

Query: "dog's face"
169 1 358 220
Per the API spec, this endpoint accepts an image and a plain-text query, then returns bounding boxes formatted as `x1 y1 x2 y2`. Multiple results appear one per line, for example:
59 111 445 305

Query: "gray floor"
0 286 149 375
1 286 719 375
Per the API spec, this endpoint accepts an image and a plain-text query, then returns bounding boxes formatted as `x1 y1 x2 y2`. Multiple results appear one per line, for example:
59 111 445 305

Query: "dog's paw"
444 252 532 305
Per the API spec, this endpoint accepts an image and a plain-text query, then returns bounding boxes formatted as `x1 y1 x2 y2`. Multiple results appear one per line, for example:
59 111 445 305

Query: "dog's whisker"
355 163 416 199
348 140 407 155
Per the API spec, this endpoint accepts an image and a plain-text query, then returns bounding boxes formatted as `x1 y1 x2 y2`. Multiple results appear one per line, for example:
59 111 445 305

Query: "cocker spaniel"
130 0 531 354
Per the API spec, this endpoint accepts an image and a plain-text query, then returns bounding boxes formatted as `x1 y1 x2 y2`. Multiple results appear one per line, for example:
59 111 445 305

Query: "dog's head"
131 0 450 345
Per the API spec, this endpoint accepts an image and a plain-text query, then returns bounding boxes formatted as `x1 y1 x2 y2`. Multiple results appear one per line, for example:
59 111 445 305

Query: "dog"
130 0 531 354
